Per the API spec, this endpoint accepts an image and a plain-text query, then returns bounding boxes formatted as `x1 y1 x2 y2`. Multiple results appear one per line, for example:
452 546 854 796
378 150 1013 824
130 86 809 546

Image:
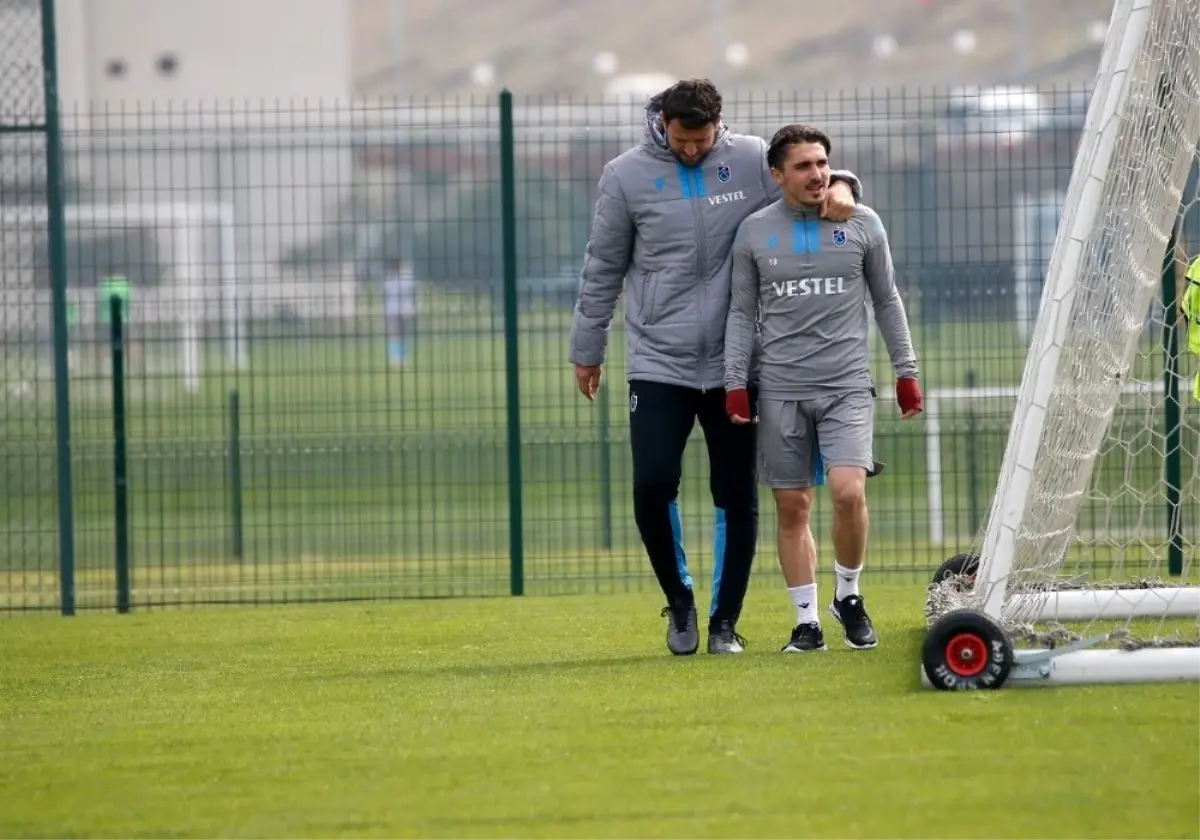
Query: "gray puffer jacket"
569 94 862 391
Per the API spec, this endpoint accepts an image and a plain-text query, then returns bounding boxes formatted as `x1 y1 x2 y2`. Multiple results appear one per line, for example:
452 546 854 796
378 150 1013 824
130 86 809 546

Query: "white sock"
834 562 861 600
788 584 819 626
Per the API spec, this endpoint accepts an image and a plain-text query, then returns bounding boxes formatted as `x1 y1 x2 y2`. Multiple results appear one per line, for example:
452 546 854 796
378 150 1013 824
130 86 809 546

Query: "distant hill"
351 0 1113 98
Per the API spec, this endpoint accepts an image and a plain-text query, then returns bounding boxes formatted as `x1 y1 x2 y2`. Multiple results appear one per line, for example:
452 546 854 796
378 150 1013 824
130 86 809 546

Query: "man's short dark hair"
659 79 723 129
767 124 832 170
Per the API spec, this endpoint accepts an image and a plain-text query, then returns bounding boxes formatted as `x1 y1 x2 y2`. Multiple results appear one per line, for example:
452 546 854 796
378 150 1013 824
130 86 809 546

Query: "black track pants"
627 380 759 630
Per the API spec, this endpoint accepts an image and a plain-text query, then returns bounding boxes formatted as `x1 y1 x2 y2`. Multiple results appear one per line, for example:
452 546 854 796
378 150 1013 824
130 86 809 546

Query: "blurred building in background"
1 0 357 345
55 0 351 104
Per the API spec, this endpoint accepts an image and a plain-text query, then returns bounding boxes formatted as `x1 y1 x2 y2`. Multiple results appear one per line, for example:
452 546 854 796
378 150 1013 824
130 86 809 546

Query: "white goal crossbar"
1007 586 1200 623
1 202 246 391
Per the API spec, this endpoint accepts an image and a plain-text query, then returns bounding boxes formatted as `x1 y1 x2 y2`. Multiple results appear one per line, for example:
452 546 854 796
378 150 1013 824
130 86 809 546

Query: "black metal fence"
3 73 1198 612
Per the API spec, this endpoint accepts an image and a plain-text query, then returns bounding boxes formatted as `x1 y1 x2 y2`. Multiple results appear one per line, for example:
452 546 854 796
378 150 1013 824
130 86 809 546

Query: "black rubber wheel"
922 608 1013 690
931 553 979 586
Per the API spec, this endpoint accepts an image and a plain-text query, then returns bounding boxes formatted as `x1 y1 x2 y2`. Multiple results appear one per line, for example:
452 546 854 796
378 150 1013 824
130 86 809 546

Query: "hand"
575 364 602 401
821 180 856 223
725 388 753 424
896 377 923 419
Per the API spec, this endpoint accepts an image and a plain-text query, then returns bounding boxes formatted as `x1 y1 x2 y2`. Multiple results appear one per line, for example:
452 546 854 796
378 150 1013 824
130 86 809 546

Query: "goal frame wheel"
930 553 979 587
922 608 1013 691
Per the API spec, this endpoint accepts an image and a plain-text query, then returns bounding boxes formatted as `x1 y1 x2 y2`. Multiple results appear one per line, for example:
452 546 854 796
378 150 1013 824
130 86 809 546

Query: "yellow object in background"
1182 255 1200 398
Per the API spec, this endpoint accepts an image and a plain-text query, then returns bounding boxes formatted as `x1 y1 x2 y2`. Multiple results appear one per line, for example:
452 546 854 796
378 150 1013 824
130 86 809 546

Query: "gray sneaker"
661 599 699 655
707 619 746 654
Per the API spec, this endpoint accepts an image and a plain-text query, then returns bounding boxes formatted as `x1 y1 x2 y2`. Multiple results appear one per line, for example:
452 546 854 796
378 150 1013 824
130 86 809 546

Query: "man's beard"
791 183 828 206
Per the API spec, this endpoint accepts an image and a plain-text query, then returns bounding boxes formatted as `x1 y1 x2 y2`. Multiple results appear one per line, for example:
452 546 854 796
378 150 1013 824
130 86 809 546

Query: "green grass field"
2 584 1197 839
2 293 1196 610
3 296 1197 838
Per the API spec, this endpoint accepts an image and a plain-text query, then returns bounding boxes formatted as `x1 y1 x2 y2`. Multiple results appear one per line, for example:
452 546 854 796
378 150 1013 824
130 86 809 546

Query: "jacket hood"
642 90 730 160
642 92 670 150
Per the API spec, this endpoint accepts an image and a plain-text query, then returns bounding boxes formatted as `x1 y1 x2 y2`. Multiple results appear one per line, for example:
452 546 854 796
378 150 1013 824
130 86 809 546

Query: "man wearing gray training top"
723 124 922 654
570 81 862 658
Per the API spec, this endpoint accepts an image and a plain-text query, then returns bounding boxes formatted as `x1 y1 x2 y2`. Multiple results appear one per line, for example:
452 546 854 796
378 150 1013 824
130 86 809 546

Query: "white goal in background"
921 0 1200 690
921 378 1195 547
0 202 246 393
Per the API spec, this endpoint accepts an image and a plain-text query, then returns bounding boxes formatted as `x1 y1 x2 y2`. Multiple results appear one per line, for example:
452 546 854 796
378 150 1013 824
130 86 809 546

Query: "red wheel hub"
945 632 989 677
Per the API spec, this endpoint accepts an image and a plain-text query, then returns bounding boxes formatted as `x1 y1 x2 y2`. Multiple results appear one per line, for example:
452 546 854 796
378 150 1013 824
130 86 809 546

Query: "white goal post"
1 202 246 391
921 0 1200 690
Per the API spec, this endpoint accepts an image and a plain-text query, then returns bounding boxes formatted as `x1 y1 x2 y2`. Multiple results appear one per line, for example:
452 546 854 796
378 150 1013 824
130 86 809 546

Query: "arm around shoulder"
829 169 863 201
569 163 634 366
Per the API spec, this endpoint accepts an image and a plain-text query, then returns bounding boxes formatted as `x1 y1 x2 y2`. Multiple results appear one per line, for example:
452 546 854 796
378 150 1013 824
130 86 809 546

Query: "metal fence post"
1161 226 1184 577
228 389 245 561
499 90 525 595
964 369 981 536
40 0 77 616
110 297 130 613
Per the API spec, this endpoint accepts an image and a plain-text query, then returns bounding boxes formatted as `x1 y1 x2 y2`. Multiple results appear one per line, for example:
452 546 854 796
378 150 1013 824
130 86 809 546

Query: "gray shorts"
757 390 876 489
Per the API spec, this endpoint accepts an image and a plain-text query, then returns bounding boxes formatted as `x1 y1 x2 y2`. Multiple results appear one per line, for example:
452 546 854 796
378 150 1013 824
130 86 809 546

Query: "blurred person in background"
383 258 418 369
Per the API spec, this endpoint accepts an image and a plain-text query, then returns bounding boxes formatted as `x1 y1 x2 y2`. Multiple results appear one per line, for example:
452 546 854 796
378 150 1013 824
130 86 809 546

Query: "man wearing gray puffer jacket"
569 79 863 656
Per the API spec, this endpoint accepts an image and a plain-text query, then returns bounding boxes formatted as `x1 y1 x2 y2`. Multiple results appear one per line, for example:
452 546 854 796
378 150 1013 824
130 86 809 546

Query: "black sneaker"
782 622 826 652
829 594 878 649
661 598 699 655
707 620 746 654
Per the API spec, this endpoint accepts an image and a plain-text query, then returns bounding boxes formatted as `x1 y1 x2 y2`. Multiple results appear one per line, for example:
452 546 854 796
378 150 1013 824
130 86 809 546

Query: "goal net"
922 0 1200 689
0 202 244 396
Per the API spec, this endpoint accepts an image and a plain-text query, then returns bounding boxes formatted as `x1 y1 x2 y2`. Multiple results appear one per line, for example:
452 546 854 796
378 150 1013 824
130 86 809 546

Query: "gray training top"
724 199 918 398
568 94 862 392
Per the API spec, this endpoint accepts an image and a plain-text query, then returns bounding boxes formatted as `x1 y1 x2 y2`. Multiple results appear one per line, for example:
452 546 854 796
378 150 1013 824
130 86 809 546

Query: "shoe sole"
781 644 827 653
828 603 879 650
841 638 878 650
